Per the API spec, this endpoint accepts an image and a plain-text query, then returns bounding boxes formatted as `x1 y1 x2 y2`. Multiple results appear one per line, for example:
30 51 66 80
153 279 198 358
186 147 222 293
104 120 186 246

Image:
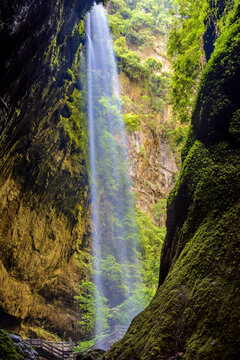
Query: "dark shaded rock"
77 349 105 360
61 104 71 118
167 354 184 360
13 336 40 360
203 0 228 61
0 307 21 331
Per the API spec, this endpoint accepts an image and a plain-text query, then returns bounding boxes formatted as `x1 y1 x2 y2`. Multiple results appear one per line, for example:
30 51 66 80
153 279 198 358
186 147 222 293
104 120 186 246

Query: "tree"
75 282 110 338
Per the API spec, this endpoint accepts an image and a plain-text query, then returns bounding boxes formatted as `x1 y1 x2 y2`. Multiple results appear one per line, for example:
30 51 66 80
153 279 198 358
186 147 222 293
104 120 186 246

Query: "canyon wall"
0 0 104 339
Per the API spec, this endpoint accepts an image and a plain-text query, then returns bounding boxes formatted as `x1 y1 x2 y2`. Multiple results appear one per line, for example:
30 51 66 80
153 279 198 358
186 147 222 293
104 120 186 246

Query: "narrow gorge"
0 0 239 359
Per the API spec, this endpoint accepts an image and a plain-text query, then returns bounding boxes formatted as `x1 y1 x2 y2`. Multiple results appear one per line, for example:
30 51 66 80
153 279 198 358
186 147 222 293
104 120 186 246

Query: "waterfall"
86 3 141 349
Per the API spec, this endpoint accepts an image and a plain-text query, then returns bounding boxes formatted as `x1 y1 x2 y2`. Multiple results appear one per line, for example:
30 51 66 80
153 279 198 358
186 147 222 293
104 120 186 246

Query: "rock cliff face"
104 4 240 360
0 0 103 339
119 40 178 222
124 78 178 219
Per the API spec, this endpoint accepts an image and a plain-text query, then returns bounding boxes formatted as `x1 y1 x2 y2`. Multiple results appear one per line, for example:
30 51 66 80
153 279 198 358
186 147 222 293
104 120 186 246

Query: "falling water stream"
86 3 141 349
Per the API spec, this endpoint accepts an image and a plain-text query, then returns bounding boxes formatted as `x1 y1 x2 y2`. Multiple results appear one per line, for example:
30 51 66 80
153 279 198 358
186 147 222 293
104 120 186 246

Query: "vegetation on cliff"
108 0 180 217
109 0 171 109
168 0 237 124
74 208 166 347
0 330 21 360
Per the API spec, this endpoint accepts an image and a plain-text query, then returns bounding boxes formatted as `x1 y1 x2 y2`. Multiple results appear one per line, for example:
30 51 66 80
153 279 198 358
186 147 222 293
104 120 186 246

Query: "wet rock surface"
9 334 40 359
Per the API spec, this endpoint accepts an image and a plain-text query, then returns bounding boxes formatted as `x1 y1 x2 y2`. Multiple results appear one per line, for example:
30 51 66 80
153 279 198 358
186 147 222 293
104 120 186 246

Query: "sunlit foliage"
75 282 111 337
75 208 166 342
167 0 209 123
108 0 172 117
168 0 237 123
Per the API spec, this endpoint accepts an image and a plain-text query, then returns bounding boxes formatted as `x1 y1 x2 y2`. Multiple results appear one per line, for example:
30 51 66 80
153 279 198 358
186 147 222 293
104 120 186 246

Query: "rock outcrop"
104 4 240 359
0 0 103 339
0 329 39 360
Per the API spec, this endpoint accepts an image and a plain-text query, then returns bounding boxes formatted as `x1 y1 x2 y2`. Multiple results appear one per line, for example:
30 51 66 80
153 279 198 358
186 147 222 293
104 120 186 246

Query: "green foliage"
78 19 86 39
75 281 96 335
114 37 147 81
168 0 237 124
96 207 165 322
115 286 154 324
215 0 239 34
124 113 141 132
60 87 88 160
108 13 125 38
99 255 131 306
109 0 171 112
113 36 170 99
167 0 209 123
110 0 173 35
147 72 170 102
150 198 167 226
75 208 165 336
75 281 111 338
161 119 190 162
136 209 166 290
145 57 163 73
74 338 95 352
0 330 22 360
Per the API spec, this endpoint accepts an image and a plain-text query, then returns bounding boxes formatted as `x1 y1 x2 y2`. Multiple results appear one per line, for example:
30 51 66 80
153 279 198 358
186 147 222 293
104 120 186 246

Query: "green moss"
192 3 240 144
229 108 240 146
105 199 240 359
167 138 240 272
78 20 85 39
59 87 88 161
0 330 22 360
181 125 196 162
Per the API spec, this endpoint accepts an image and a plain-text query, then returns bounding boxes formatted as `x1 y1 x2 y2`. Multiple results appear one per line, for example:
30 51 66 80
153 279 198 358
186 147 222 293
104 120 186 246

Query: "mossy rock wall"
0 330 22 360
104 4 240 360
0 0 103 339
